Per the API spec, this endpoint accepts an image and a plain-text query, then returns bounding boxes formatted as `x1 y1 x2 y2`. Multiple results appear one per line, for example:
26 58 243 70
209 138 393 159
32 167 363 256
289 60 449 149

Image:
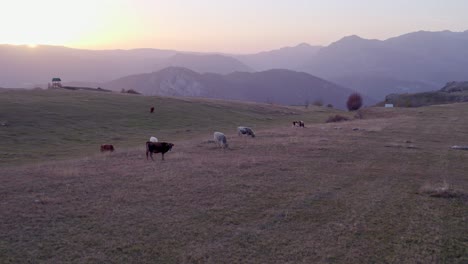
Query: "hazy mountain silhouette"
2 30 468 101
236 43 322 71
300 30 468 100
0 46 249 87
0 45 177 87
156 53 252 74
102 67 357 109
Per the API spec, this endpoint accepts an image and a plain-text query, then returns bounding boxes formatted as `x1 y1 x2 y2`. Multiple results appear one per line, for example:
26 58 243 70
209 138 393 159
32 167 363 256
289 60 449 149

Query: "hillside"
103 67 358 109
1 99 467 262
384 81 468 107
0 88 342 166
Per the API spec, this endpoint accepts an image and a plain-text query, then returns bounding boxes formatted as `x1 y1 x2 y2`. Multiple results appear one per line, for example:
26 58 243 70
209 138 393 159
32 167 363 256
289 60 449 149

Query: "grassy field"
1 89 467 263
0 89 342 166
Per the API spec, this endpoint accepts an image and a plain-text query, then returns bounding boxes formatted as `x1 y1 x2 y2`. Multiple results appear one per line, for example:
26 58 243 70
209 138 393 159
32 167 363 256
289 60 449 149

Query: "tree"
347 93 363 111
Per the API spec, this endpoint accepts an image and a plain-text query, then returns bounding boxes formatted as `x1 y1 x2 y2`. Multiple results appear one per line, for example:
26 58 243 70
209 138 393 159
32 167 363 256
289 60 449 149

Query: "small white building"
52 77 62 88
385 104 394 108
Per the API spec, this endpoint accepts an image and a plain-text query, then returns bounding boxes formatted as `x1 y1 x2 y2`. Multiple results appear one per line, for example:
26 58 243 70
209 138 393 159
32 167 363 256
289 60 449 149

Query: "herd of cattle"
100 121 305 161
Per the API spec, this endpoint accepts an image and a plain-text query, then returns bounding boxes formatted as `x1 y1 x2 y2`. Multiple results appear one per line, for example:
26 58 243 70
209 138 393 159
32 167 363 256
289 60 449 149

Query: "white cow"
213 132 228 148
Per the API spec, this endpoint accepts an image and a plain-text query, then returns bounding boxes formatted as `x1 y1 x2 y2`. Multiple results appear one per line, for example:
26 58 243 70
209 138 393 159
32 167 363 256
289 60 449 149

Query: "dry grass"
1 104 468 263
0 89 340 166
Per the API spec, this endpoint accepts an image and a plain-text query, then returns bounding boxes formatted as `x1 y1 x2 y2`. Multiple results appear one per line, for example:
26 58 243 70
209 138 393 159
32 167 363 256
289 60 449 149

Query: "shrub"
347 93 363 111
326 115 349 123
126 89 141 95
326 104 333 108
312 99 323 107
121 89 141 95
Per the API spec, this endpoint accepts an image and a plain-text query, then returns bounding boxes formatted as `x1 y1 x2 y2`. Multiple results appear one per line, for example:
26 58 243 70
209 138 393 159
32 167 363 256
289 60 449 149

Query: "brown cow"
146 142 174 161
100 144 115 152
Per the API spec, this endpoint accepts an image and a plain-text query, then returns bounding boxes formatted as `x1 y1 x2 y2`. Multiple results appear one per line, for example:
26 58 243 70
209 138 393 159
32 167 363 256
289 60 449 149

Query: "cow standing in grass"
292 121 305 127
237 126 255 138
100 144 115 152
146 142 174 161
213 132 229 149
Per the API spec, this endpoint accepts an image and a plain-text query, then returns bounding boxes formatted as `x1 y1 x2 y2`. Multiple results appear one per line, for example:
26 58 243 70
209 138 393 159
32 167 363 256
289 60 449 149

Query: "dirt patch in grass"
420 182 468 200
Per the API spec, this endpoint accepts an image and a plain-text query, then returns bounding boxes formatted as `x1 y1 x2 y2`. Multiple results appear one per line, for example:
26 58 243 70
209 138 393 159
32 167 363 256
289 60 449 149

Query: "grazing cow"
237 126 255 137
100 144 115 152
146 142 174 161
150 107 155 113
213 132 229 148
292 121 305 128
150 136 158 143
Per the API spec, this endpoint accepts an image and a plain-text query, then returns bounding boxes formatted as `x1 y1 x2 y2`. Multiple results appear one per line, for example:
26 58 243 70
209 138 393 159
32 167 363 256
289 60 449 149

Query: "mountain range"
1 30 467 102
300 30 468 99
102 67 355 109
0 45 252 87
235 43 322 71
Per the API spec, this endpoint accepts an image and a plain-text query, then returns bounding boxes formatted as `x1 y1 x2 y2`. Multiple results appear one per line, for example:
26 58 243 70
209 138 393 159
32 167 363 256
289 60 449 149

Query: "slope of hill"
0 88 342 165
333 75 439 101
300 30 468 101
103 67 358 109
384 81 468 107
2 100 467 263
235 43 322 71
157 53 252 74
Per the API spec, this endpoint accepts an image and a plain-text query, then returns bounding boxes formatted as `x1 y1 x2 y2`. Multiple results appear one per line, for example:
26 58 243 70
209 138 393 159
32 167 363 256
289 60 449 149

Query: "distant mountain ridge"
0 45 249 87
102 67 356 109
235 43 322 71
0 45 177 87
2 29 468 103
300 30 468 101
156 53 252 74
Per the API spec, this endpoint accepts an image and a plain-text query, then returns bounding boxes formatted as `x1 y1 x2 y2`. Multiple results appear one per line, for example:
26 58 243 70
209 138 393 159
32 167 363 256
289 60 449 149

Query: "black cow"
146 142 174 161
292 121 305 128
100 144 115 152
237 126 255 137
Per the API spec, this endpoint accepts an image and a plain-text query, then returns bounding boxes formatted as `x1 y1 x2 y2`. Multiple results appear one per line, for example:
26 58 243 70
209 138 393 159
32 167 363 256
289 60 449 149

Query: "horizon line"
1 29 467 55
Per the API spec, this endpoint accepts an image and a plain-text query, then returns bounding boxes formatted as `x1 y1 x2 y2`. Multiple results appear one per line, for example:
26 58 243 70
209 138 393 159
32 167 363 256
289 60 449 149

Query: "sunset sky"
1 0 467 53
